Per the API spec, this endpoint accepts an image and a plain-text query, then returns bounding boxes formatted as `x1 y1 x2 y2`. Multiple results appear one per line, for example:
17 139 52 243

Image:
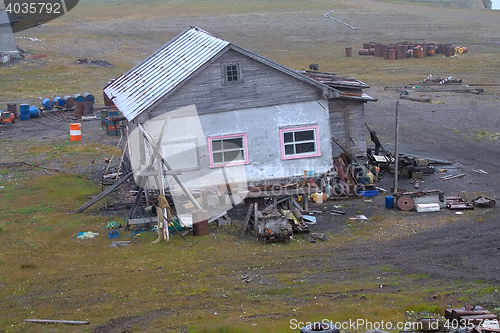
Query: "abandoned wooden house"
103 26 376 219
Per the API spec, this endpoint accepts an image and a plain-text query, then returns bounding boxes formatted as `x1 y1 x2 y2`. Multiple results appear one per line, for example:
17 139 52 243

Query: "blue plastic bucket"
29 106 40 118
53 96 66 108
385 196 394 209
108 230 120 239
42 98 54 110
19 104 30 121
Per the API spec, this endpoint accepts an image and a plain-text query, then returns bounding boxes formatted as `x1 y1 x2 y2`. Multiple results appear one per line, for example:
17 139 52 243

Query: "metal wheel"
397 195 415 211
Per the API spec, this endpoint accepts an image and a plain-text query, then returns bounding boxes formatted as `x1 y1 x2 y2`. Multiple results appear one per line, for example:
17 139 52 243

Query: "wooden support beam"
24 319 89 325
73 172 133 213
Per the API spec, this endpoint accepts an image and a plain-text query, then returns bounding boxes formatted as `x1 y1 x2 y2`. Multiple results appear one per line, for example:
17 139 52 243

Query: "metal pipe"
393 101 399 194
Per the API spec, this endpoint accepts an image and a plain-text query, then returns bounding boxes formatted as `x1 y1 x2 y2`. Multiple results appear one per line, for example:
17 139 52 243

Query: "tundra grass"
0 163 496 332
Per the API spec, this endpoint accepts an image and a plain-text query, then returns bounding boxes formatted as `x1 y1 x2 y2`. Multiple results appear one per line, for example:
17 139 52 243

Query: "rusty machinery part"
257 218 292 243
397 195 415 211
300 322 340 333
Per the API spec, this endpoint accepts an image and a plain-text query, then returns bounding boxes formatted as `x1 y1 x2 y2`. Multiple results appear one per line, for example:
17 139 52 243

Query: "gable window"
208 133 249 167
226 65 239 82
222 63 242 84
280 125 321 160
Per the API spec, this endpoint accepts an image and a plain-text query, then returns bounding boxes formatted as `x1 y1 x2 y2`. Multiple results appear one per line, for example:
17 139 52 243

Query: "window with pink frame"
208 133 249 167
280 125 321 160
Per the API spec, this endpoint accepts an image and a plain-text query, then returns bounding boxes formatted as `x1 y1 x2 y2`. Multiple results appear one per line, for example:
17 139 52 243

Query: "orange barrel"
192 209 209 236
10 113 15 123
427 45 435 56
70 123 82 141
74 101 84 117
1 112 12 126
461 46 468 54
345 47 352 57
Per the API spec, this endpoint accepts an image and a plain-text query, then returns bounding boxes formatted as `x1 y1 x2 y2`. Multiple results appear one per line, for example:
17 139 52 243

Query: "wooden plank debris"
440 173 466 181
24 319 89 325
73 171 133 213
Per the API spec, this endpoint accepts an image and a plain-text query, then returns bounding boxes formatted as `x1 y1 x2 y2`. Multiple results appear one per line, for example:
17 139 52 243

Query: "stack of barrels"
40 92 94 118
74 93 95 117
358 41 458 60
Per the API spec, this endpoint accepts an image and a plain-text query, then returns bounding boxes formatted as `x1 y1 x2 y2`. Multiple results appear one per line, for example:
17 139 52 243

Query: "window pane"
223 137 243 150
211 140 222 151
213 152 223 163
295 142 315 154
283 132 293 143
295 130 314 142
284 144 294 155
226 65 238 82
224 149 244 162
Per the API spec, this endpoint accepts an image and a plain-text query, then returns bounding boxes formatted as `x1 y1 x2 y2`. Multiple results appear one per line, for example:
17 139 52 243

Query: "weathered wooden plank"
153 49 325 117
24 319 89 325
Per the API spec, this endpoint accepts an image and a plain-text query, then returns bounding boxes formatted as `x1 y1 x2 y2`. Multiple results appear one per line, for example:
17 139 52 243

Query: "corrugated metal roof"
104 27 230 121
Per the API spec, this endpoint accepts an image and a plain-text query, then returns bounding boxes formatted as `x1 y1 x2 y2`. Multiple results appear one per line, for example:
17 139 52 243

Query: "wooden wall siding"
328 99 366 157
149 49 325 118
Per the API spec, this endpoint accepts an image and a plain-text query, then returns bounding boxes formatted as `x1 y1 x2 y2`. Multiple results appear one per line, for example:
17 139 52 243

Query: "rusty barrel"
436 43 443 54
427 45 435 56
388 49 396 60
83 102 93 116
74 101 84 117
345 47 352 57
444 43 454 57
7 103 17 118
192 209 209 236
415 47 424 58
358 49 370 56
64 95 76 109
374 43 383 57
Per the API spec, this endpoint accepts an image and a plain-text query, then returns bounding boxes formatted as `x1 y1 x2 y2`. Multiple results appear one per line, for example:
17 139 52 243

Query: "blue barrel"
53 96 66 108
83 92 95 103
29 106 40 118
42 98 53 110
19 104 30 121
385 196 394 209
73 94 85 102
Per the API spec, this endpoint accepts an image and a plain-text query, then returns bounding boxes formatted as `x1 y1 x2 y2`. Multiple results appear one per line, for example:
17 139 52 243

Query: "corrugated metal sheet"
104 27 230 121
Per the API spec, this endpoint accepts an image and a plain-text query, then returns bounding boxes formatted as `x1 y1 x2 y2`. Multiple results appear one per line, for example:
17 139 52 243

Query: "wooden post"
393 101 400 194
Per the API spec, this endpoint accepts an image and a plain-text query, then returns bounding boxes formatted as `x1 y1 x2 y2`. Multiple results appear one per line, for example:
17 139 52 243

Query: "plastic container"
70 123 82 141
19 104 30 121
107 230 120 239
385 196 394 209
315 192 323 203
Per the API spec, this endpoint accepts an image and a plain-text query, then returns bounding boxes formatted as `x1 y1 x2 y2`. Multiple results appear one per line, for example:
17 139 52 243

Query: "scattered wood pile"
445 305 499 332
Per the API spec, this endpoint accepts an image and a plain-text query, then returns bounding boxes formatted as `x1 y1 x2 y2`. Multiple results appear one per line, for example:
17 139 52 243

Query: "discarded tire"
300 322 340 333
